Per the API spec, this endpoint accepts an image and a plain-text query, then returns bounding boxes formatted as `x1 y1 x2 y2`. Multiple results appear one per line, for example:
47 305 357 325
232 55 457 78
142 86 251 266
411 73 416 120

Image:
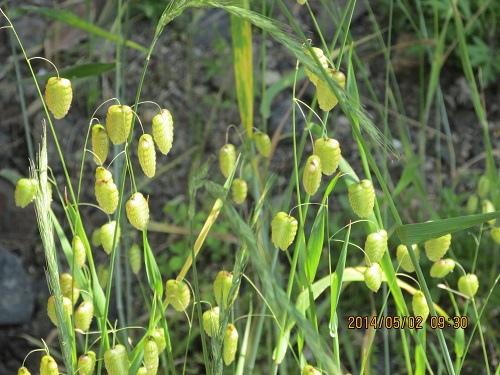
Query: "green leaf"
396 211 500 245
306 205 325 283
14 7 147 52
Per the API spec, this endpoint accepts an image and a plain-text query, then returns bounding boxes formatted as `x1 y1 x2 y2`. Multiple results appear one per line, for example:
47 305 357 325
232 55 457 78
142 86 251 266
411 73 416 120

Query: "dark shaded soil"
1 1 499 374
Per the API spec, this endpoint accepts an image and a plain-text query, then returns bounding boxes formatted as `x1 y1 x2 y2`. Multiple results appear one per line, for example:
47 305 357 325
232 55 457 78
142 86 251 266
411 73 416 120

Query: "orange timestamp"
347 315 469 330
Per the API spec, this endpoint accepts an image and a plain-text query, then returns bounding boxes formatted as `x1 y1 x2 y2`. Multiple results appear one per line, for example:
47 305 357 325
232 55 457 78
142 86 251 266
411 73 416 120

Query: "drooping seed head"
364 229 388 265
219 143 236 178
126 192 150 231
424 233 452 262
77 351 96 375
316 69 345 112
231 178 248 205
91 124 109 165
75 300 94 332
213 271 238 309
144 336 159 375
152 108 174 155
106 104 133 145
254 132 272 157
348 179 375 218
165 279 191 312
412 290 429 321
396 244 420 273
202 307 220 337
303 155 322 196
60 273 80 304
364 263 383 292
104 344 129 375
45 77 72 119
129 243 142 275
223 323 239 366
458 273 479 298
430 258 456 278
14 178 37 208
313 138 341 175
40 354 59 375
100 221 121 255
72 235 86 269
138 134 156 178
271 212 299 251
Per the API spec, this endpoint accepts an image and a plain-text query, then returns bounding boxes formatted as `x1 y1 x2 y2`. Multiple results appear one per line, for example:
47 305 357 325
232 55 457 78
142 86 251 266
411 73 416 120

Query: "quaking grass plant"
4 0 500 373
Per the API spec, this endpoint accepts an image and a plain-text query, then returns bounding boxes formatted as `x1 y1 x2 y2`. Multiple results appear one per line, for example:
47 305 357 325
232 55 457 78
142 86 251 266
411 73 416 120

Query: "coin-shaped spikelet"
144 336 159 375
91 228 102 247
313 138 341 175
152 328 166 353
45 77 72 119
302 365 321 375
303 47 329 86
106 104 133 145
152 109 174 155
213 271 238 309
75 300 94 332
17 366 31 375
72 235 86 269
219 143 236 178
430 258 456 278
47 296 72 326
482 199 496 225
364 230 388 265
95 166 113 181
100 221 121 254
223 323 239 366
60 273 80 304
91 124 109 165
138 134 156 178
15 178 37 208
202 307 220 337
95 167 119 214
232 178 248 205
40 355 59 375
78 351 96 375
424 233 451 262
129 243 142 275
348 179 375 218
458 273 479 297
491 227 500 244
165 279 191 312
254 132 271 157
316 70 345 112
126 192 149 231
412 290 429 321
271 212 299 251
364 263 382 292
303 155 322 196
104 344 129 375
396 244 420 273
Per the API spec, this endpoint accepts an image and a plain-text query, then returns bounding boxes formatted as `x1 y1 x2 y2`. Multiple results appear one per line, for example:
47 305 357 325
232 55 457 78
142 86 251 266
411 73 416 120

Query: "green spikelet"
396 244 420 273
412 291 429 321
104 345 129 375
17 367 31 375
302 365 321 375
223 323 238 366
91 228 102 247
45 77 72 119
78 351 96 375
482 199 496 225
97 265 109 288
152 109 174 155
60 273 80 304
202 307 220 337
138 134 156 178
144 336 159 375
213 271 238 309
430 258 456 278
91 124 109 165
316 70 345 111
231 178 248 205
466 194 479 214
106 104 133 145
424 233 451 262
47 296 73 326
129 243 142 275
219 143 236 178
303 46 329 86
364 263 382 292
72 235 86 269
75 300 94 331
491 227 500 244
95 167 119 214
458 273 479 297
165 279 191 312
126 192 150 231
348 179 375 218
271 212 298 251
152 328 166 353
40 355 59 375
303 155 322 196
15 178 37 208
100 221 121 254
364 230 388 265
477 175 490 198
254 132 272 157
313 138 341 175
137 368 148 375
